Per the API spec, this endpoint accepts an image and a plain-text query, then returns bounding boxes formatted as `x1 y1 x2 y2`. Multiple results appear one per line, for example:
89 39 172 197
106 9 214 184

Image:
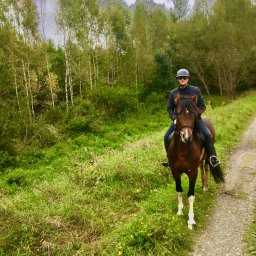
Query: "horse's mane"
179 95 200 115
178 95 201 133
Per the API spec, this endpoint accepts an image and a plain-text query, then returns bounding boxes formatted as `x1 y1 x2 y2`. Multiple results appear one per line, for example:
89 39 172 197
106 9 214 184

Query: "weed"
0 92 256 255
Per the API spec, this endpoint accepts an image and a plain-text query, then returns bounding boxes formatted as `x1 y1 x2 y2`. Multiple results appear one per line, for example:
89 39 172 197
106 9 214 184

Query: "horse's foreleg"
177 192 184 215
188 195 196 229
174 175 183 215
187 172 197 229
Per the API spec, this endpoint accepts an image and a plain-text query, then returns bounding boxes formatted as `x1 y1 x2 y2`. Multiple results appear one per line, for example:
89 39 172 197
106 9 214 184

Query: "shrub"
88 86 140 118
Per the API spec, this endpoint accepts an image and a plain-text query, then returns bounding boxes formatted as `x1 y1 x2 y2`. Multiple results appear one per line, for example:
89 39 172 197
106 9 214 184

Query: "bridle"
175 112 195 143
176 124 194 143
175 95 198 143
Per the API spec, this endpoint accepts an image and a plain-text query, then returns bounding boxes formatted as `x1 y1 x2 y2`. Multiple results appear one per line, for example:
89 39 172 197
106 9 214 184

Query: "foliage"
87 85 140 118
244 209 256 255
0 1 256 253
1 0 256 168
0 93 256 255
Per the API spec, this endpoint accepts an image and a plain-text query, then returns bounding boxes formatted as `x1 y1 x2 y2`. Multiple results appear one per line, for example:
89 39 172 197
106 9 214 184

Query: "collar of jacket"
179 84 188 90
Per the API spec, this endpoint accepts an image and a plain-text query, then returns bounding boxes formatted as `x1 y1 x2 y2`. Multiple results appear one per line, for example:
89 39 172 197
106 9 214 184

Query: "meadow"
0 92 256 255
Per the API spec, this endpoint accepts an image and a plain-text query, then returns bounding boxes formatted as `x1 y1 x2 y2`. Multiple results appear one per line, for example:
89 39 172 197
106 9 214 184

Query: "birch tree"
173 0 190 20
130 2 154 85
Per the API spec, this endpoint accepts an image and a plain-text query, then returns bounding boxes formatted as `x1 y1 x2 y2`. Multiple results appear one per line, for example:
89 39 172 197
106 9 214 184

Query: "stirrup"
209 155 221 168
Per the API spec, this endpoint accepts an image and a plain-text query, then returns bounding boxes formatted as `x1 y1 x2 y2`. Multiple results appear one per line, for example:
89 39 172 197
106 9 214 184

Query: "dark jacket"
167 84 206 121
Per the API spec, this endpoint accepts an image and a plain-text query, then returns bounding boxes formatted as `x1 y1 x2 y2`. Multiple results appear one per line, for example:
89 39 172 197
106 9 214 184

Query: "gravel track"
191 117 256 256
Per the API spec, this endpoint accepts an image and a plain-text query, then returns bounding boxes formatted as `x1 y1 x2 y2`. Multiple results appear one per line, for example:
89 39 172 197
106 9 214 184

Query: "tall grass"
0 92 256 255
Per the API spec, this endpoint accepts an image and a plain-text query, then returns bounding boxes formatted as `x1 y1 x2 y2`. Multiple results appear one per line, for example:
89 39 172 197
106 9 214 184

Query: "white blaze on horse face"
180 128 193 143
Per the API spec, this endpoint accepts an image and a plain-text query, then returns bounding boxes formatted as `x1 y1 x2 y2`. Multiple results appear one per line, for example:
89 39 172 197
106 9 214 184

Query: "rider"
161 68 221 168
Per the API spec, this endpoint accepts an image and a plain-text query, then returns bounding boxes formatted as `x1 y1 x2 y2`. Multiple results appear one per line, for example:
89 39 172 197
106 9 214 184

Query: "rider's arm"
196 87 206 114
167 90 177 121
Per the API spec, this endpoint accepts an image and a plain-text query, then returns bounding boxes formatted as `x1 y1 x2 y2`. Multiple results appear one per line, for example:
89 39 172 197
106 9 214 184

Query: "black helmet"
176 69 190 78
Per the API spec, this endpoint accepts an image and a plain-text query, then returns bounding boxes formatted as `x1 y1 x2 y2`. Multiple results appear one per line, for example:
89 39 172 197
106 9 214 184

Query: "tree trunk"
69 74 74 106
46 56 55 107
194 63 210 95
22 60 32 122
64 48 69 112
27 63 35 119
88 57 93 90
92 53 97 88
78 58 82 98
14 70 21 114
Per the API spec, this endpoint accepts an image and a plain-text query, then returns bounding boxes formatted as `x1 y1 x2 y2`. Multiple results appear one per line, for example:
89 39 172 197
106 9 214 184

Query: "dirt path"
191 117 256 256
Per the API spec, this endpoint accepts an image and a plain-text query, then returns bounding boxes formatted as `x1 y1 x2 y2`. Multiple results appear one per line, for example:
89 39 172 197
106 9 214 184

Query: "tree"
130 2 154 86
173 0 190 20
150 8 171 53
57 0 100 109
99 2 131 86
207 0 256 98
172 14 211 95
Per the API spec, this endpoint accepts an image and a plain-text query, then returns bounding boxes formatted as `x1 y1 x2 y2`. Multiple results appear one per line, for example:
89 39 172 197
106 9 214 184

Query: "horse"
167 93 224 229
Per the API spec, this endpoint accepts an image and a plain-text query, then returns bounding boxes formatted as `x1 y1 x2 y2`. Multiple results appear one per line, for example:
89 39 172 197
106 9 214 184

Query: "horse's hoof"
177 211 183 216
187 219 196 229
188 224 194 230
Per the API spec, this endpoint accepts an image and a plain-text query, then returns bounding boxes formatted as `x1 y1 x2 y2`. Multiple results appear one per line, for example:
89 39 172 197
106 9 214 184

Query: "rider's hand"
174 119 177 125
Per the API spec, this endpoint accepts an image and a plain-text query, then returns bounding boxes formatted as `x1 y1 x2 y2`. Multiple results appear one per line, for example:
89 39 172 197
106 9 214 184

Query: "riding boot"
204 140 221 168
161 142 170 167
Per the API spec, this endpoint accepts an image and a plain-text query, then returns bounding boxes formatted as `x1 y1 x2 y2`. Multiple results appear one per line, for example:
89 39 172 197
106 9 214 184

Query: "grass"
244 210 256 256
0 91 256 255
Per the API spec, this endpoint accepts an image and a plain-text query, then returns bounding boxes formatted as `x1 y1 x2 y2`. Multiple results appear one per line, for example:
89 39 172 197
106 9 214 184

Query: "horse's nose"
180 129 193 143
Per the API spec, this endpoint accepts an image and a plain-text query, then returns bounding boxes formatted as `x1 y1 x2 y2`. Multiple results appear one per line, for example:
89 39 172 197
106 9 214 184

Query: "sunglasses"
178 76 188 80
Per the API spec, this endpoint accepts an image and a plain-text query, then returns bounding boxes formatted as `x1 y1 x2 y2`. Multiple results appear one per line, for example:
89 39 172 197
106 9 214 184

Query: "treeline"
0 0 256 169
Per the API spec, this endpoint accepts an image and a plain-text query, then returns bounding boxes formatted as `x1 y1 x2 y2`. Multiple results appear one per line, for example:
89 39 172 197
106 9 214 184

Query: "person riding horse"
161 68 221 169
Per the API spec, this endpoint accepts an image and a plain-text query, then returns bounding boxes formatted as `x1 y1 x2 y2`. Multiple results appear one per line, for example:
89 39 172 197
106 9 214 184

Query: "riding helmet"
176 68 190 78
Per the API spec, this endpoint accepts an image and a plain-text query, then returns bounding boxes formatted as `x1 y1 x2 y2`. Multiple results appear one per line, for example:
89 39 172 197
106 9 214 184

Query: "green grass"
243 209 256 255
0 92 256 255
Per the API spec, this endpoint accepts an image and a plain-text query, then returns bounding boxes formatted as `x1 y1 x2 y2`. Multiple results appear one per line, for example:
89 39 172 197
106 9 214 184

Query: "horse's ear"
192 95 198 104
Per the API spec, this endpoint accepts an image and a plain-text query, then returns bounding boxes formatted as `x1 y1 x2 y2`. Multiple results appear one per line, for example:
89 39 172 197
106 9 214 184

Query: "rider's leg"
198 119 221 168
162 124 175 167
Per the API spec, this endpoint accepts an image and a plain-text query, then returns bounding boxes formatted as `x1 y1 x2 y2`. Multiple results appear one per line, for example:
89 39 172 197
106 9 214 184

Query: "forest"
1 0 256 170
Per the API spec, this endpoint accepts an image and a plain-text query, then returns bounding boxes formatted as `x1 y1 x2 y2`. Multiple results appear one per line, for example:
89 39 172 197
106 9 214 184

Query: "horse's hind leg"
200 162 204 188
200 161 209 192
204 163 209 192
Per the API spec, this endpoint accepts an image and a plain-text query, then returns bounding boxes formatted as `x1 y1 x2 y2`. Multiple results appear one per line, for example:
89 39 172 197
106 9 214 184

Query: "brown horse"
167 93 224 229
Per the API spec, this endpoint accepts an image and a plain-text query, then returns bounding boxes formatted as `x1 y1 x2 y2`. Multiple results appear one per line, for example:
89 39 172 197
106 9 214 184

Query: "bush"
88 86 140 118
45 107 66 124
0 151 17 171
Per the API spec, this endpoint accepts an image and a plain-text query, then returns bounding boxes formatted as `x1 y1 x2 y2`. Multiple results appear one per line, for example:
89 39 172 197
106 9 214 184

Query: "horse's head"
175 94 199 143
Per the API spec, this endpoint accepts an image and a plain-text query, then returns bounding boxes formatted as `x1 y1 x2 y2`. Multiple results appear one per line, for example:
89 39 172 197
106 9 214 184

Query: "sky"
33 0 195 46
124 0 195 9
